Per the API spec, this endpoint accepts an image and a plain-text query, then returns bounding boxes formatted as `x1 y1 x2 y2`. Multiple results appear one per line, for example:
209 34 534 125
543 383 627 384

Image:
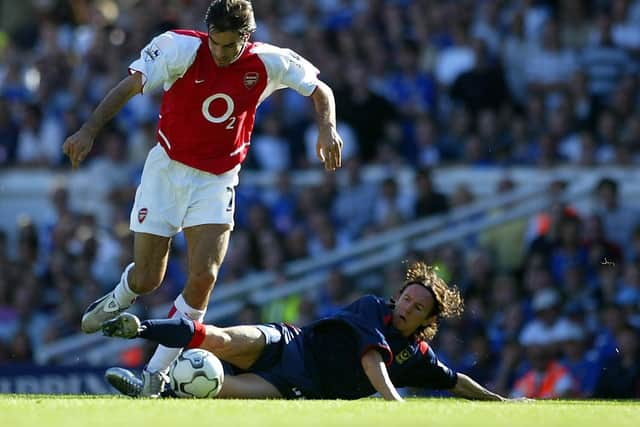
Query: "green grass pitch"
2 395 639 427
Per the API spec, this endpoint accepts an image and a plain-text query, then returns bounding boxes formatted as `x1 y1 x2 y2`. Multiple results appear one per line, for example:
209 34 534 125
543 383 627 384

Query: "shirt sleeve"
255 44 320 97
408 347 458 390
278 48 320 96
128 31 201 93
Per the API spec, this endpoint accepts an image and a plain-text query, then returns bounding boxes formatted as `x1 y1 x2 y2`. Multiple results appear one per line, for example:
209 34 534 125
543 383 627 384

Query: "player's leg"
200 324 267 370
103 315 275 397
126 161 237 395
144 224 231 381
182 223 232 310
104 368 282 399
103 315 270 369
81 232 171 333
218 373 283 399
103 313 298 399
81 144 178 333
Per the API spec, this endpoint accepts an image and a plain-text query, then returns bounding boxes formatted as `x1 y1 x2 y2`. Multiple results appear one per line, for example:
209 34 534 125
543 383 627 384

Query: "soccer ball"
169 349 224 398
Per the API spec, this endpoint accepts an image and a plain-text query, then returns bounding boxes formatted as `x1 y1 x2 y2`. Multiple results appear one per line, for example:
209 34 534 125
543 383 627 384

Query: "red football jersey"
129 30 319 174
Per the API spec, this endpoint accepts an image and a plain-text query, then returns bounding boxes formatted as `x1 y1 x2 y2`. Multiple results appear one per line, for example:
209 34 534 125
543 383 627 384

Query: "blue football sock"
138 317 195 348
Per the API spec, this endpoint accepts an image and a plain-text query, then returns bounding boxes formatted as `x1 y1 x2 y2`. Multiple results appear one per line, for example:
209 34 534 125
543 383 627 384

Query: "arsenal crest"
138 208 148 223
243 72 259 89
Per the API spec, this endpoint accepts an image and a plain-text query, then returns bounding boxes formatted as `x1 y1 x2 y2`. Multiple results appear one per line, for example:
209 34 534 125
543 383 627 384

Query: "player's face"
392 284 436 337
208 30 247 67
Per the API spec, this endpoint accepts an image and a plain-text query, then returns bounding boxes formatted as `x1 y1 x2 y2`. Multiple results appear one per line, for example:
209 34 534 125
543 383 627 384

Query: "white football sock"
146 294 206 374
173 294 207 322
112 263 138 307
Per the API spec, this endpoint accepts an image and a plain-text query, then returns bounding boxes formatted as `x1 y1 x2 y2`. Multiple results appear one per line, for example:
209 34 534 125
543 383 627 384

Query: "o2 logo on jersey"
201 93 236 129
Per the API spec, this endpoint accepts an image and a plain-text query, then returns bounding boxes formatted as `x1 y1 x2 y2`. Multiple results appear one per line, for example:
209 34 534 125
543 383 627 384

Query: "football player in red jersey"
63 0 343 397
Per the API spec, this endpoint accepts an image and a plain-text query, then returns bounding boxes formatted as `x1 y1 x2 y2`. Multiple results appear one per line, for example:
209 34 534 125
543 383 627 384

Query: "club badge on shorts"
243 72 259 89
138 208 148 223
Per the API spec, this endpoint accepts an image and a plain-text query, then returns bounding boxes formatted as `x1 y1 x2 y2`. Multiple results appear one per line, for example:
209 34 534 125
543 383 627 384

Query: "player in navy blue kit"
103 262 510 401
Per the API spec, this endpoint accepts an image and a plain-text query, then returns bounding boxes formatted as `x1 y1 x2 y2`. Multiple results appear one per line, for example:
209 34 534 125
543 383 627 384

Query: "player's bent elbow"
311 80 332 101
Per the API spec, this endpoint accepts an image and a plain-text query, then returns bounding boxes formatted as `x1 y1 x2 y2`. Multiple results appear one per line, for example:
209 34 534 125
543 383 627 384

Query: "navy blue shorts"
249 323 321 399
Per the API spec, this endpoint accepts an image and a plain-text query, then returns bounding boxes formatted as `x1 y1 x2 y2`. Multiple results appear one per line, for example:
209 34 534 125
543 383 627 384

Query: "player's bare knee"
204 325 231 350
187 269 217 292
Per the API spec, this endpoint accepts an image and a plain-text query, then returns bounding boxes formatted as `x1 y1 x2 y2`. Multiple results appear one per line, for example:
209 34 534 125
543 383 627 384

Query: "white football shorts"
130 144 239 237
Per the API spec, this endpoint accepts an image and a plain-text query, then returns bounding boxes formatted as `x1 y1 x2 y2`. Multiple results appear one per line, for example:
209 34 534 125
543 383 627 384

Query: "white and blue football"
169 349 224 398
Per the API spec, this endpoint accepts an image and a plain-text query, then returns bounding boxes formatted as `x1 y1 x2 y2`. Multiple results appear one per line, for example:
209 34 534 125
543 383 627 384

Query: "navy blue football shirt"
304 295 458 399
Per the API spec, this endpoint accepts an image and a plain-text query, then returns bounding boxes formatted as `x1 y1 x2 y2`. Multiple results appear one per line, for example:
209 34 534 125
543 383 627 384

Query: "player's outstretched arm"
310 80 343 172
63 72 144 168
361 349 404 402
450 373 507 401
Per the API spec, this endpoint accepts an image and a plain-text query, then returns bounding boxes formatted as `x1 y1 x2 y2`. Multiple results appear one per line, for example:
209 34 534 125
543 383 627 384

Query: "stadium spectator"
250 115 291 172
0 98 19 165
412 167 449 219
8 330 34 362
373 177 413 228
512 326 578 399
549 214 590 284
591 177 640 249
435 24 475 88
478 177 528 273
383 40 436 116
593 326 640 398
557 321 601 398
526 19 578 99
331 157 377 239
501 12 529 105
611 0 640 51
410 114 442 167
451 38 509 114
335 61 398 162
488 297 525 362
519 288 574 346
15 104 50 167
260 270 302 325
581 12 632 102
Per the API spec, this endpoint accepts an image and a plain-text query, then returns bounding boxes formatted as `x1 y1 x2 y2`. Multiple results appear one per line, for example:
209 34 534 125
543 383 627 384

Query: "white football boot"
81 292 133 333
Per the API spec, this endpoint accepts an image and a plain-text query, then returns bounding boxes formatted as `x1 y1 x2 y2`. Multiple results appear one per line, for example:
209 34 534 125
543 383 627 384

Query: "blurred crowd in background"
1 0 640 398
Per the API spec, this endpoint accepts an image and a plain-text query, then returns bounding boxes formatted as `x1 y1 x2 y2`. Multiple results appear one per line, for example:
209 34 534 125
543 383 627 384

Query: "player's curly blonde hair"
392 261 464 342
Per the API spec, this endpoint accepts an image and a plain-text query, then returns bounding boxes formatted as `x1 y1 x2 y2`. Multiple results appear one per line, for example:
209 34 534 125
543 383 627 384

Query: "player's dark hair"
204 0 256 36
392 262 464 342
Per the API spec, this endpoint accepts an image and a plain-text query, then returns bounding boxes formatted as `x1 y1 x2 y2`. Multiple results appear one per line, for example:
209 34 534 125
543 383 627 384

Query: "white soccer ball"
169 349 224 398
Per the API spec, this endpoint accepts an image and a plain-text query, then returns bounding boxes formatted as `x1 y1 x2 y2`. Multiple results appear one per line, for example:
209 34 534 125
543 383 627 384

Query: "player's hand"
63 127 95 169
316 126 343 172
